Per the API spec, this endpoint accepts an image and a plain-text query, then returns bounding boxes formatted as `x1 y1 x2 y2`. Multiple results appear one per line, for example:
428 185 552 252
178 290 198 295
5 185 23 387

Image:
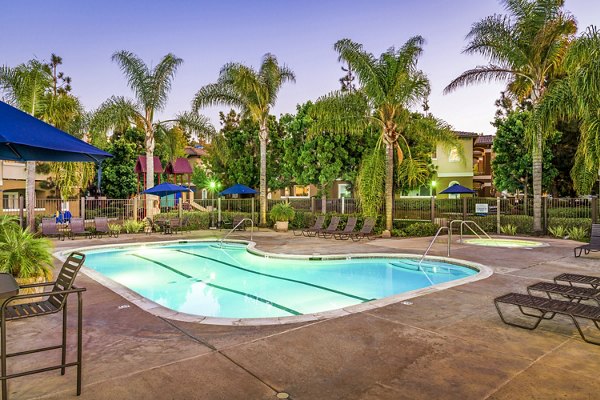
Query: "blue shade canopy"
219 184 257 196
439 183 476 194
0 101 112 162
142 182 191 197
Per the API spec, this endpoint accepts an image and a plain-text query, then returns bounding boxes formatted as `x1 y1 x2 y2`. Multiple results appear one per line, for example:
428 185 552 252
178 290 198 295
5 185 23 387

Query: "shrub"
289 211 316 230
500 224 518 236
500 215 533 234
568 226 588 242
547 218 591 233
108 223 122 234
548 225 567 238
122 220 144 233
155 211 211 230
548 208 590 218
0 226 53 279
270 203 296 222
403 222 439 237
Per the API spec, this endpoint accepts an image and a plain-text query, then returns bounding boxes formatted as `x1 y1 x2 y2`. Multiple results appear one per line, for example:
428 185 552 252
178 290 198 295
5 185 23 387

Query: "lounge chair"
574 224 600 257
93 217 112 238
554 273 600 289
1 252 87 398
347 218 376 241
331 217 358 240
315 216 340 238
494 292 600 345
41 218 64 241
169 218 182 234
296 215 325 237
527 281 600 306
68 218 90 239
223 215 246 231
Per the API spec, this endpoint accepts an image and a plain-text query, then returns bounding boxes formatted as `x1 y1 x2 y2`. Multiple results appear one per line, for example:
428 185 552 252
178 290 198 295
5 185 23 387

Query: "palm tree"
310 37 459 235
534 26 600 194
192 54 295 226
444 0 577 232
93 51 213 215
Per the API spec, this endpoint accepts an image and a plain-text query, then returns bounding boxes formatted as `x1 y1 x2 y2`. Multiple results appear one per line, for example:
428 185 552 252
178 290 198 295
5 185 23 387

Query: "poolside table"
0 274 19 300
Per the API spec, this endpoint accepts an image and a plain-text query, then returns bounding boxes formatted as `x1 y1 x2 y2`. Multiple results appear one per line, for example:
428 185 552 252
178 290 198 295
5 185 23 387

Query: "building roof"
184 146 207 157
134 156 164 174
475 135 494 145
165 158 193 175
453 130 480 138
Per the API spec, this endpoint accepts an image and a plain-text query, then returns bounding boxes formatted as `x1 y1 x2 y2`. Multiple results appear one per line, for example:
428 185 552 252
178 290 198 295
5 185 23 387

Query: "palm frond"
149 53 183 112
192 82 246 112
308 90 371 136
170 111 216 142
90 96 143 134
444 65 518 94
111 51 150 105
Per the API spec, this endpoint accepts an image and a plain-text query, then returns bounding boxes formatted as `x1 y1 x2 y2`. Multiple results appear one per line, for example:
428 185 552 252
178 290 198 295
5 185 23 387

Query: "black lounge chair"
331 217 358 240
347 218 376 241
554 273 600 289
527 281 600 306
297 215 325 237
494 292 600 345
93 217 119 238
1 252 87 398
41 218 64 241
315 216 340 238
574 224 600 257
222 215 245 231
169 218 183 234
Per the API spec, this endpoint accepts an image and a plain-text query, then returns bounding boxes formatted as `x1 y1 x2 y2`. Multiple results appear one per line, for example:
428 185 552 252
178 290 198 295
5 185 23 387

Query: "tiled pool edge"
54 239 493 326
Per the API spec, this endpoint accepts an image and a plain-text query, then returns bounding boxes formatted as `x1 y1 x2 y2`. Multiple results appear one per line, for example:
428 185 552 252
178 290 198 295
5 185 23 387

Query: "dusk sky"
2 0 599 135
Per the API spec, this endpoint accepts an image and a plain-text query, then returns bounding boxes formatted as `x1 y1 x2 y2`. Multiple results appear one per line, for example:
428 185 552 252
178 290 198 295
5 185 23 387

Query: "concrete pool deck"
6 230 600 399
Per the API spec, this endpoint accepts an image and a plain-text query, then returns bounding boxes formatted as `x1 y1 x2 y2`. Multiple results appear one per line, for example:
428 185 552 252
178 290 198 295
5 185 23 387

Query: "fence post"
496 197 501 234
251 197 255 224
592 197 598 224
341 197 345 214
462 197 467 220
543 197 548 233
133 197 138 221
321 195 326 214
178 200 183 220
430 196 435 223
18 195 24 229
217 197 222 226
80 197 86 219
311 197 316 213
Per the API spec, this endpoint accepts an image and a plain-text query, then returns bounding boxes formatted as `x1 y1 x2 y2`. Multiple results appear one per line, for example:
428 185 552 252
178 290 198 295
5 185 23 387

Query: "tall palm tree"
193 54 295 226
310 37 459 235
534 26 600 194
444 0 577 232
192 53 296 225
93 51 213 215
0 61 53 230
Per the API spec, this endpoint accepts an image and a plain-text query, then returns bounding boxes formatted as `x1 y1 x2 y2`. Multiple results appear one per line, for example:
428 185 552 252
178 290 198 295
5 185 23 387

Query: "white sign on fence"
475 203 489 215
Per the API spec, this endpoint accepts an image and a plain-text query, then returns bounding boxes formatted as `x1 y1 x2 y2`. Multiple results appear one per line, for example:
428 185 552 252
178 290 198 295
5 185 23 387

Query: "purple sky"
2 0 599 135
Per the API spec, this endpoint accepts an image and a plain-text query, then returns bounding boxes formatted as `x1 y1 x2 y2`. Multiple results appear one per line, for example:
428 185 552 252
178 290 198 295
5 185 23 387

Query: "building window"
3 192 19 210
293 185 310 197
338 183 350 198
448 147 461 163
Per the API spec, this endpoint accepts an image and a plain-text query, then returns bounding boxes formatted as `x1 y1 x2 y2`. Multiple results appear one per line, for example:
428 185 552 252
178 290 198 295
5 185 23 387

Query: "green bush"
548 225 567 238
500 215 533 234
547 217 591 233
403 222 439 237
500 224 518 236
122 220 144 233
289 211 315 230
568 226 588 242
270 203 295 222
548 208 590 218
155 211 211 230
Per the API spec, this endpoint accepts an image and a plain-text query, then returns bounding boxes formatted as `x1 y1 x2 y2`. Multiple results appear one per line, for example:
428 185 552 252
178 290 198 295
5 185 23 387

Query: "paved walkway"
5 230 600 399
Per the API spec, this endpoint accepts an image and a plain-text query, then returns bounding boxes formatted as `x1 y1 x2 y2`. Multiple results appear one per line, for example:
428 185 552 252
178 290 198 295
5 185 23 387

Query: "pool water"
462 238 546 248
82 241 477 319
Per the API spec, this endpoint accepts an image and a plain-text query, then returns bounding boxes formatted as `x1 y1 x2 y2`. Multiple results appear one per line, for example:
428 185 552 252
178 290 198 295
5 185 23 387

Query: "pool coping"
54 239 494 326
459 236 549 249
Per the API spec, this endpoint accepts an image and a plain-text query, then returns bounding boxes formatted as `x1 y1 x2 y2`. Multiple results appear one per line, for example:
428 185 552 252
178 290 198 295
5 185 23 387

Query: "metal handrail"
459 220 492 242
219 218 254 247
419 226 449 265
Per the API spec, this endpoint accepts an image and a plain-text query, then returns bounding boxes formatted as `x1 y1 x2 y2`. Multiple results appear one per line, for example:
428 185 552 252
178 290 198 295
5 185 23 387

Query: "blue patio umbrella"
0 101 112 162
219 184 258 196
439 183 476 195
142 182 191 197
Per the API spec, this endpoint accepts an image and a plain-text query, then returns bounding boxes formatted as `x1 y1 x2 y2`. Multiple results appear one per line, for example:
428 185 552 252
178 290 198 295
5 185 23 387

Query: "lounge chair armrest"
1 286 86 309
18 281 57 289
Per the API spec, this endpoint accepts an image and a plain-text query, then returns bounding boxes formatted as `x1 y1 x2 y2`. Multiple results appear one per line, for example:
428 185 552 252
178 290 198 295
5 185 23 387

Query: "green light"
209 181 216 189
431 180 437 187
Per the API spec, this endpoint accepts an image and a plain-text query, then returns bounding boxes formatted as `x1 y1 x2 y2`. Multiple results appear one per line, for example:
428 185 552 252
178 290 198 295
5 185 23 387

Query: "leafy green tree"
492 111 557 195
444 0 577 231
92 50 213 215
193 54 295 225
535 26 600 194
101 134 139 198
310 38 458 233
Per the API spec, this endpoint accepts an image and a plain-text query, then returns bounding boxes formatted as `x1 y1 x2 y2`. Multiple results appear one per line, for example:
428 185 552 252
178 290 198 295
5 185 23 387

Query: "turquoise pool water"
82 241 477 319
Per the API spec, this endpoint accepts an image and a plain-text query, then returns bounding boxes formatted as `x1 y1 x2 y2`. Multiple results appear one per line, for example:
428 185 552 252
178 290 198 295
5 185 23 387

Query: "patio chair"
41 218 64 241
331 217 358 240
1 252 87 398
169 218 182 234
574 224 600 257
315 216 340 238
93 217 113 238
68 218 90 239
221 215 246 231
554 273 600 289
295 215 325 237
494 292 600 345
347 218 376 241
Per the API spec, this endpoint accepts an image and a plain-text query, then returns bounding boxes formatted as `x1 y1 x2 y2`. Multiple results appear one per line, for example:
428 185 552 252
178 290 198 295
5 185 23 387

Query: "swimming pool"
77 241 484 322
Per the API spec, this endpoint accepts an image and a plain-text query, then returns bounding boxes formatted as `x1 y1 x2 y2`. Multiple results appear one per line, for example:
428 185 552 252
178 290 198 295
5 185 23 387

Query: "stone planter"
275 221 289 232
14 276 47 305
